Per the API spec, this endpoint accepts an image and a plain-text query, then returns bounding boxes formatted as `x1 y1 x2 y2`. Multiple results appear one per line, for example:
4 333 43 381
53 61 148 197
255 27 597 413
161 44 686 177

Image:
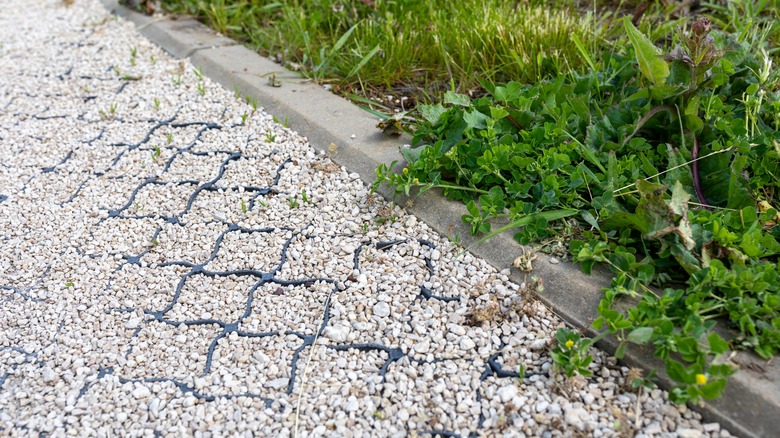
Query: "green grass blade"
571 33 597 72
328 22 359 59
467 209 578 250
347 44 381 79
347 93 392 110
356 105 389 119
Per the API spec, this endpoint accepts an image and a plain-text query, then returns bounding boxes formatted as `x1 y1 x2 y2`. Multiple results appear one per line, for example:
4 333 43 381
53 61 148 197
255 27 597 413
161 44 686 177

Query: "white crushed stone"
0 0 733 436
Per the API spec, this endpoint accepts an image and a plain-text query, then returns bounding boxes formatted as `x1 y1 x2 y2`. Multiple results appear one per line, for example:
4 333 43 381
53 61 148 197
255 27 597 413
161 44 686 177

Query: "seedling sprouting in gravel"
374 204 397 225
172 75 182 86
301 189 310 204
256 199 267 208
149 54 155 65
153 97 160 111
196 82 205 95
517 363 526 380
265 132 276 143
246 96 258 113
193 67 203 80
233 85 241 99
240 199 247 214
240 112 248 124
99 102 118 120
129 46 137 66
121 73 141 81
64 282 74 288
166 133 173 144
151 146 161 162
282 115 289 128
287 196 300 209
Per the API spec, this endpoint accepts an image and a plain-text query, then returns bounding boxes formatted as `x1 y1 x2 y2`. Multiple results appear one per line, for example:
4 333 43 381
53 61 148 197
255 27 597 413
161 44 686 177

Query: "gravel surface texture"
1 1 731 437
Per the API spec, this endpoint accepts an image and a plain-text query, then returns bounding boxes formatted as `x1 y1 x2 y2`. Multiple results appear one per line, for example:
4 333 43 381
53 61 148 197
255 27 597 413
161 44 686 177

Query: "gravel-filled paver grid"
1 1 730 437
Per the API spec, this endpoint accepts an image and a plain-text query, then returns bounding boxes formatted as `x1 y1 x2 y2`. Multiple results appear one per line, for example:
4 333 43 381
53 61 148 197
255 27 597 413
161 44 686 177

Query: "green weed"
99 102 118 120
375 17 779 404
151 145 161 162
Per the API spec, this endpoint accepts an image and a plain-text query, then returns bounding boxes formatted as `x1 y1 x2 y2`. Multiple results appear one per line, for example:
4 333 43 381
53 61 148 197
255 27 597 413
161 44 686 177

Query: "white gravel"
0 0 732 437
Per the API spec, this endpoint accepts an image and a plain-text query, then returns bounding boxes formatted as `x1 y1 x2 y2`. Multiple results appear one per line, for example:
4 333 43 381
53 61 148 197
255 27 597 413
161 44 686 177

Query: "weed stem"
692 136 711 209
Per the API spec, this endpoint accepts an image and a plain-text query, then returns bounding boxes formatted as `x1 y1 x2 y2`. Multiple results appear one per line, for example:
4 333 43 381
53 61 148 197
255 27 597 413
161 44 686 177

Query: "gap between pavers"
98 1 779 436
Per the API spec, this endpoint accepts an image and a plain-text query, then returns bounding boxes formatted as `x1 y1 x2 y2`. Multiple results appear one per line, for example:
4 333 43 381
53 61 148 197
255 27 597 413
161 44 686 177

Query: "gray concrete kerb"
98 1 779 436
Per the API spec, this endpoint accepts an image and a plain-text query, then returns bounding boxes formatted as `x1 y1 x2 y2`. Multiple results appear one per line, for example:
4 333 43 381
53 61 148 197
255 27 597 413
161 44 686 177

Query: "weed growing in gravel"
153 97 160 111
121 73 142 81
240 199 247 214
151 146 161 162
129 46 137 66
240 112 248 124
166 133 173 144
287 196 300 209
196 82 205 95
246 96 258 113
301 189 310 204
99 102 118 120
273 115 289 128
264 132 276 143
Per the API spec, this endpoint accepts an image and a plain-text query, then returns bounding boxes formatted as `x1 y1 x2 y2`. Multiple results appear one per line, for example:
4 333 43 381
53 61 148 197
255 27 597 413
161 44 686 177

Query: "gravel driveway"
0 1 730 437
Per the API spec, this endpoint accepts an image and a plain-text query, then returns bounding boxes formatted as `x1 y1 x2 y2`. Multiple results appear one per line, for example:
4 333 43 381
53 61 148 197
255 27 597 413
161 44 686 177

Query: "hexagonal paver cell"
107 264 190 312
203 227 291 273
80 217 160 256
213 155 282 190
202 333 304 396
163 273 259 322
239 281 334 336
142 221 228 266
118 321 222 380
124 181 195 218
276 233 359 281
378 358 484 436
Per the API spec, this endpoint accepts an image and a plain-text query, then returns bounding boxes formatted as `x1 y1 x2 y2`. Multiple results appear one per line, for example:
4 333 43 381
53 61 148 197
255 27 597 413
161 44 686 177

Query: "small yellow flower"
565 340 575 349
695 373 708 385
402 167 409 174
413 178 419 184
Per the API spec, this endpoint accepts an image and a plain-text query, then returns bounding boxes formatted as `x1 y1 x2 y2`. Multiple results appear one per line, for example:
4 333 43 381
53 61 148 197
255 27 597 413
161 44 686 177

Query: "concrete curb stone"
97 1 779 436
